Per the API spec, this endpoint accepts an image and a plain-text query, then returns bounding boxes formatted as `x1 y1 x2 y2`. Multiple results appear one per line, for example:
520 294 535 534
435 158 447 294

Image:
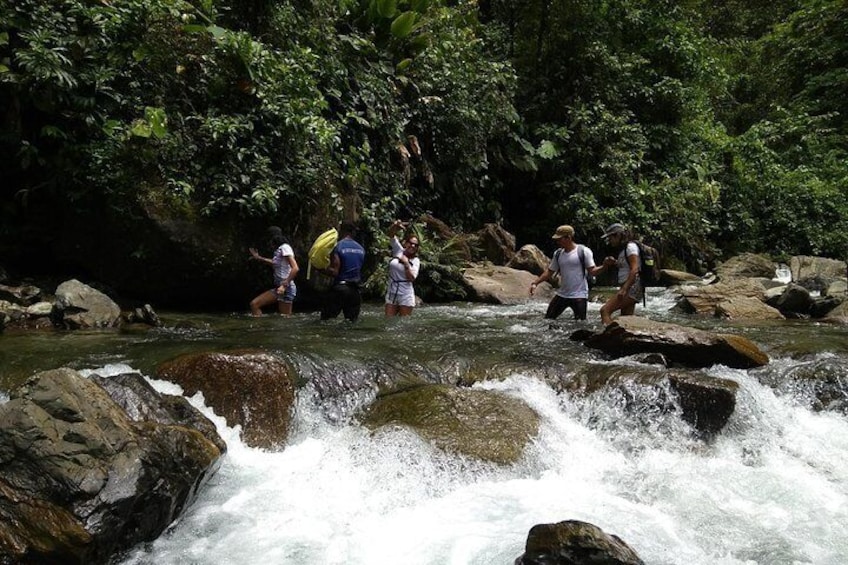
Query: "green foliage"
2 0 846 281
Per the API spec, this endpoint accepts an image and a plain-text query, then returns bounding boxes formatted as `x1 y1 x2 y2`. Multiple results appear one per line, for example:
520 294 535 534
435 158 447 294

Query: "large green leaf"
376 0 397 19
391 12 417 38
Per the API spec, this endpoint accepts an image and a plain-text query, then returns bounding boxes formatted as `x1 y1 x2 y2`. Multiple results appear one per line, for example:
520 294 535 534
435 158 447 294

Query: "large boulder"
577 316 769 369
789 255 847 282
507 244 550 276
515 520 644 565
766 282 815 317
156 350 296 449
715 253 776 280
674 278 779 316
53 279 121 329
0 368 223 565
361 384 539 464
473 223 517 264
463 263 554 304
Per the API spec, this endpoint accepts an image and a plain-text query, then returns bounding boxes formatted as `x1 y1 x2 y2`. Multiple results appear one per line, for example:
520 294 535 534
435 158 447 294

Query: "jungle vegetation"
1 0 846 275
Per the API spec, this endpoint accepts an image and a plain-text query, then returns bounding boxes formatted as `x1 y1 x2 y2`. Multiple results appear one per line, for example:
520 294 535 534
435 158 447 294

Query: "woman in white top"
385 220 421 317
248 226 300 316
598 222 643 327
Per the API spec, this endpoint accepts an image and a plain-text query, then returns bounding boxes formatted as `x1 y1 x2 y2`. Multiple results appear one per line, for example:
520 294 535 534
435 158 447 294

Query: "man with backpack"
320 221 366 322
598 222 644 328
529 225 611 320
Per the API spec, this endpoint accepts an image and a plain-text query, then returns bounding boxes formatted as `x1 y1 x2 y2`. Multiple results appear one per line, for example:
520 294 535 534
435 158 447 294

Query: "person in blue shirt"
320 221 366 322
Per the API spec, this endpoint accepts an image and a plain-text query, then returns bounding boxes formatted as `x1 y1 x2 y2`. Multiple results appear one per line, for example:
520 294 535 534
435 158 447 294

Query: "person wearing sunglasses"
385 219 421 316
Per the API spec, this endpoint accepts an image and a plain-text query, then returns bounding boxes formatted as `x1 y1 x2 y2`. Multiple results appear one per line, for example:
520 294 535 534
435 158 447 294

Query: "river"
1 288 847 564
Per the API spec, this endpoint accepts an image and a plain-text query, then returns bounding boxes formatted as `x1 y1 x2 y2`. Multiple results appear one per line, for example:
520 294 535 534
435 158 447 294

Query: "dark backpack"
553 245 596 288
633 241 661 286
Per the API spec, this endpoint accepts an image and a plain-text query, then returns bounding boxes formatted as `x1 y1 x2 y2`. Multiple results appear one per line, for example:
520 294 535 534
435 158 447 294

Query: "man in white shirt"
529 225 611 320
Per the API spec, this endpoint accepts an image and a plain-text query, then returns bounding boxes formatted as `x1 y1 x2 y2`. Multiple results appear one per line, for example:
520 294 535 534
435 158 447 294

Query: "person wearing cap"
529 225 611 320
599 222 642 327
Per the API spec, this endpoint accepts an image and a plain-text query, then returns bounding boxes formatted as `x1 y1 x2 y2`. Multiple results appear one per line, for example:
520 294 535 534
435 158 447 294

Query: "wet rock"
564 364 738 435
90 372 226 453
0 368 223 565
810 296 842 318
579 316 769 369
669 373 738 434
770 283 815 316
361 384 539 464
463 263 553 304
514 520 644 565
759 356 848 414
122 304 162 327
53 279 121 329
156 350 296 449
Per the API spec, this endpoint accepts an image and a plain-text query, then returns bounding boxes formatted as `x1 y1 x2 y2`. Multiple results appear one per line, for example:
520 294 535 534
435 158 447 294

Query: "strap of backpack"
577 245 587 280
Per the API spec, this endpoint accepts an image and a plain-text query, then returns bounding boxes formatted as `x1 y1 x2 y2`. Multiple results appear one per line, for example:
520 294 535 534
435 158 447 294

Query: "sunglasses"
406 242 420 248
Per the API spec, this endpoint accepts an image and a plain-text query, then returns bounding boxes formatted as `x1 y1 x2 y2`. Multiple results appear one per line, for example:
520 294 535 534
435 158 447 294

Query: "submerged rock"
361 384 539 464
156 350 296 449
0 368 223 564
563 364 738 435
576 316 769 369
514 520 644 565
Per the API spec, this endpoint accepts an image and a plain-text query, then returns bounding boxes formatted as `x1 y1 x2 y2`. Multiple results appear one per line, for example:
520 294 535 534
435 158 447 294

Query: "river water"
2 289 847 565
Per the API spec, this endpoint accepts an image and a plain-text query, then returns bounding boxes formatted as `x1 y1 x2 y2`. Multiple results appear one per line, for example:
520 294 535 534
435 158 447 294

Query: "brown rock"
582 316 769 369
156 350 296 449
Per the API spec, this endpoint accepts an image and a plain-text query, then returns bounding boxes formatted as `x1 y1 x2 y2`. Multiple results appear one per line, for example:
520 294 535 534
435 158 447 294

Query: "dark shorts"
320 281 361 322
545 296 588 320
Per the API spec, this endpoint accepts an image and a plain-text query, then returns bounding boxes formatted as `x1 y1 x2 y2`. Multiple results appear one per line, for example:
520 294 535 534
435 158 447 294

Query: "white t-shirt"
616 242 640 284
548 245 595 299
272 243 295 285
385 237 420 307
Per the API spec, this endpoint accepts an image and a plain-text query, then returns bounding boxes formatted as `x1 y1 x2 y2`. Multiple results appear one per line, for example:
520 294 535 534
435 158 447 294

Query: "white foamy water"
112 365 848 565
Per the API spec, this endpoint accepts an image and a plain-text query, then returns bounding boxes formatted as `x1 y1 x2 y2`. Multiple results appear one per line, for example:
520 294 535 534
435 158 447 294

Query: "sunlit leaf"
391 12 417 38
537 140 559 159
130 120 152 138
207 25 227 40
145 107 168 139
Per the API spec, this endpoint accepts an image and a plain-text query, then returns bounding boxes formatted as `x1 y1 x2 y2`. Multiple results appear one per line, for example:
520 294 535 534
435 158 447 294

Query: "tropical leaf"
376 0 397 19
391 12 417 38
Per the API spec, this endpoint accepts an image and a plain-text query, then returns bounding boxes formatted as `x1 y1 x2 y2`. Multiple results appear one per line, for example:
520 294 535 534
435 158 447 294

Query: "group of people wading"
249 221 642 328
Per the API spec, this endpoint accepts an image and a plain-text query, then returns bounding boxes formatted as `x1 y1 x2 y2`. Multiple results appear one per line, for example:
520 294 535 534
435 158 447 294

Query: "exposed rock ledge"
0 369 224 564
